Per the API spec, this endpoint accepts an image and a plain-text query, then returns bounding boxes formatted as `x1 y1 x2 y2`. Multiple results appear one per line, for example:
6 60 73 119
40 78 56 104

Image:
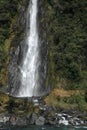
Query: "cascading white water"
17 0 40 97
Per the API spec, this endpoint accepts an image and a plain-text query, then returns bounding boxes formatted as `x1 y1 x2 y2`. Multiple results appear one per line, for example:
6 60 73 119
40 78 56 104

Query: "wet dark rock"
9 115 16 126
9 116 27 126
8 45 21 96
35 116 45 126
30 113 38 125
8 0 29 96
46 115 56 125
0 83 3 88
26 113 32 120
16 117 27 126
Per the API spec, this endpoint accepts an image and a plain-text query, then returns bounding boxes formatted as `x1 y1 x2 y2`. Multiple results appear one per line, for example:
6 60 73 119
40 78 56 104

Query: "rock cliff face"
8 0 30 95
38 0 49 93
8 0 49 96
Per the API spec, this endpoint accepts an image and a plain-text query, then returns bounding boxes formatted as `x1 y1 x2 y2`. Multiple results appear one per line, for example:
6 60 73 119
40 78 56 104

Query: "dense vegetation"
47 0 87 90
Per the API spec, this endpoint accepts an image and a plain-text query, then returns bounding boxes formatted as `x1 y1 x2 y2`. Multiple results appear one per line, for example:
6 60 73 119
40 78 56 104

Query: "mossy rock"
0 92 35 115
0 92 9 113
0 91 9 104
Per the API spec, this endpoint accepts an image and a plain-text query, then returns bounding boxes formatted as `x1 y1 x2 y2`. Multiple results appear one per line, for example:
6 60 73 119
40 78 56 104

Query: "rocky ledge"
0 95 87 127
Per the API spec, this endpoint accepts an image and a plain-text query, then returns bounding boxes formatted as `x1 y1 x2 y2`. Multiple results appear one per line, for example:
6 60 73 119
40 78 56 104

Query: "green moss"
0 92 9 113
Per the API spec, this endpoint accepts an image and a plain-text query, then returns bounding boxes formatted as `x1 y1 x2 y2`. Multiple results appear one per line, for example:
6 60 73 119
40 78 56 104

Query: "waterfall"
17 0 40 97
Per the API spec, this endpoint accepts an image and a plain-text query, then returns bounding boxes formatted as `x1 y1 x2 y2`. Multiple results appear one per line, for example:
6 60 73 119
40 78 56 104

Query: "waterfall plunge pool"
1 125 87 130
